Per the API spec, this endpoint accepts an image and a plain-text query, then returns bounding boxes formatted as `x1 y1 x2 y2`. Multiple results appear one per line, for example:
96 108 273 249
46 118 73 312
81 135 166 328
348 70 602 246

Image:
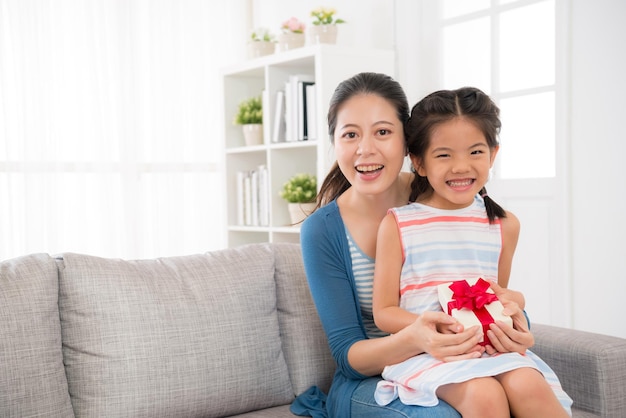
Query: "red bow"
447 278 498 312
447 278 499 346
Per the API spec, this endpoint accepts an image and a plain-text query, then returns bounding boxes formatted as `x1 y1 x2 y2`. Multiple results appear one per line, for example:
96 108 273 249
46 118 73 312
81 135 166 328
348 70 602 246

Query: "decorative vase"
277 32 305 52
242 124 263 146
287 202 316 224
247 41 275 59
307 24 338 45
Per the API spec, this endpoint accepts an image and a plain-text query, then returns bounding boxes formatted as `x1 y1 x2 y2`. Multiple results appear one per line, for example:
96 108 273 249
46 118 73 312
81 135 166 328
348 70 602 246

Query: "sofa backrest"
0 253 75 418
272 242 335 395
2 243 334 418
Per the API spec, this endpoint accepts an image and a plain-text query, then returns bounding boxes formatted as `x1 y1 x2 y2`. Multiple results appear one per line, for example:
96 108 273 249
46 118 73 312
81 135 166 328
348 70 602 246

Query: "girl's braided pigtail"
480 187 506 223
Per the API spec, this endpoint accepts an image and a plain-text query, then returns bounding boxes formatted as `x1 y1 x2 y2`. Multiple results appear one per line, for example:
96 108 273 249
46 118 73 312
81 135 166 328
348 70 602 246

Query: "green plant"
280 173 317 203
250 27 275 42
233 96 263 125
310 7 346 25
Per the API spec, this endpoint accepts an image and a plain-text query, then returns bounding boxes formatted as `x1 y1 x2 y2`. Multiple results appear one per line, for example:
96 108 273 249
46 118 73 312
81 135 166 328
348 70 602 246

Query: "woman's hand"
405 311 485 362
484 301 534 355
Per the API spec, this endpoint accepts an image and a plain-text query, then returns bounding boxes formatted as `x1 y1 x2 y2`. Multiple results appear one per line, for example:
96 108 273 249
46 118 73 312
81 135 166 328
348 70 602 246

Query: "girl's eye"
436 153 450 158
471 149 484 155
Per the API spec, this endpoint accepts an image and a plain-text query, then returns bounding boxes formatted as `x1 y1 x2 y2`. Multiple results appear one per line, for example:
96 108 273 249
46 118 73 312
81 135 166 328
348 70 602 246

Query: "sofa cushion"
57 245 293 418
0 254 75 418
273 243 335 395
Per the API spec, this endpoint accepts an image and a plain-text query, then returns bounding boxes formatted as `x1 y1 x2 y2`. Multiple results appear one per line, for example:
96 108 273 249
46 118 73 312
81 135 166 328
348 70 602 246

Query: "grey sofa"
1 243 625 417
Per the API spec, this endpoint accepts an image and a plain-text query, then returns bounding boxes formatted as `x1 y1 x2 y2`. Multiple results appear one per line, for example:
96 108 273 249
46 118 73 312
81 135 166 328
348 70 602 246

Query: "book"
257 165 269 226
250 169 259 226
272 90 285 143
236 171 246 225
243 173 252 226
305 83 317 141
285 74 314 141
298 81 315 140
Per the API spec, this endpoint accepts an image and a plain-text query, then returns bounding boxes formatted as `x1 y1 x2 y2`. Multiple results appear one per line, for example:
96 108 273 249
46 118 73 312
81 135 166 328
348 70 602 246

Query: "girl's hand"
407 311 485 362
484 301 534 355
489 281 525 309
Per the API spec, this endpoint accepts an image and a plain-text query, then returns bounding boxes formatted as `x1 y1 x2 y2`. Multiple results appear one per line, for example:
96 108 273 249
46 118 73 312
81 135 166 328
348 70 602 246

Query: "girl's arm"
496 210 525 309
484 210 535 354
372 212 419 334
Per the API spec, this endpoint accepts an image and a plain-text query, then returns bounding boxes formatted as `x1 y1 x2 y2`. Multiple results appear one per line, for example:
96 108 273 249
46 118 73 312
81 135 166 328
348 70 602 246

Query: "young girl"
372 87 573 417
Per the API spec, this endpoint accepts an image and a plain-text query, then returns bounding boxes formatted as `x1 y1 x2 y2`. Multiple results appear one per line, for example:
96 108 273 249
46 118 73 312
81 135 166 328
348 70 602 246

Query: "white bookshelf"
221 44 395 247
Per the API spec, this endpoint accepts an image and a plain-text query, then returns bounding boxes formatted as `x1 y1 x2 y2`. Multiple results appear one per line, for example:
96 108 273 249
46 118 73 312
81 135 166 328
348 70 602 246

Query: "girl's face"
333 94 406 197
412 117 498 210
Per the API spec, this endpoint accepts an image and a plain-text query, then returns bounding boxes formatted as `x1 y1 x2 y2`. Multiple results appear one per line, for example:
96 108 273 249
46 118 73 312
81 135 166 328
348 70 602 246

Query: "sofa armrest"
531 323 626 418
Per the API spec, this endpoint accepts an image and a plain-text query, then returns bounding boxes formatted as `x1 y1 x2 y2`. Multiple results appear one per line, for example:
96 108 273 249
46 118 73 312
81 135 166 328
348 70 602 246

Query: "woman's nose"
356 135 375 155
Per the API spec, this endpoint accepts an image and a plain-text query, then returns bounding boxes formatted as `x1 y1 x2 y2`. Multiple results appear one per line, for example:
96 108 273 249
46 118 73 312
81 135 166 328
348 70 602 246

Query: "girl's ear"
409 154 426 176
489 145 500 168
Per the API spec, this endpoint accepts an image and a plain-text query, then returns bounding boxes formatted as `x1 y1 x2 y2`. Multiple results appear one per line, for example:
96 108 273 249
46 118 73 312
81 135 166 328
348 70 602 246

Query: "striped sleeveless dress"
374 196 573 414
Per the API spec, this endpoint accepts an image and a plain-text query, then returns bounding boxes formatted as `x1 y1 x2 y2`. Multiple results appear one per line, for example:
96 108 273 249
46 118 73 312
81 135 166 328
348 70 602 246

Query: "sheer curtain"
0 0 248 260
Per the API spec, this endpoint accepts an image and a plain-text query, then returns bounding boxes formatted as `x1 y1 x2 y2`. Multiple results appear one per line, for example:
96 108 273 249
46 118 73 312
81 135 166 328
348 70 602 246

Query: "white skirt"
375 350 573 415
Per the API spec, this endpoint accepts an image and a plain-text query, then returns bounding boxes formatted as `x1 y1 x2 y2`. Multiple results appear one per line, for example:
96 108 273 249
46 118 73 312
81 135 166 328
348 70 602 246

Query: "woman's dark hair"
315 72 410 208
406 86 505 222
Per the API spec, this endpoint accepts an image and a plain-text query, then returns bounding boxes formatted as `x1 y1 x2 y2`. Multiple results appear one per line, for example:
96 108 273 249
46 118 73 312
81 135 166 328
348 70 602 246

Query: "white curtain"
0 0 248 260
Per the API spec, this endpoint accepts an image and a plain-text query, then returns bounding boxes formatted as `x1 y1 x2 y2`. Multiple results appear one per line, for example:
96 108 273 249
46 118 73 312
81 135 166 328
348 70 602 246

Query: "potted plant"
233 95 263 146
277 17 306 52
279 173 317 224
247 27 276 58
308 7 346 44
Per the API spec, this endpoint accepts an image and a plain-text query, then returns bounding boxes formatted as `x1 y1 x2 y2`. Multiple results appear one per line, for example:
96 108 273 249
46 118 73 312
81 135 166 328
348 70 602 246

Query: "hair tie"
480 192 488 198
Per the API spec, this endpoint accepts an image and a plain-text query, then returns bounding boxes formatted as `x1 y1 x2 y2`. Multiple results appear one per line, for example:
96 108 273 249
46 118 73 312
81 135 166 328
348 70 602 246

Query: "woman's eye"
378 129 389 136
341 132 357 140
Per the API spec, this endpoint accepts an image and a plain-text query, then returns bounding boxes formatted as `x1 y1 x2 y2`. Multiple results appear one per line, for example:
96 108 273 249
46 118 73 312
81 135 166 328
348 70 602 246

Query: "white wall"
249 0 395 53
252 0 626 338
569 0 626 338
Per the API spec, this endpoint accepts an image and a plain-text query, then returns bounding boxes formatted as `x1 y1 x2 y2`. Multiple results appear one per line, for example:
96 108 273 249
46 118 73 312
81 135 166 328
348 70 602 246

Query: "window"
0 1 247 260
436 0 557 179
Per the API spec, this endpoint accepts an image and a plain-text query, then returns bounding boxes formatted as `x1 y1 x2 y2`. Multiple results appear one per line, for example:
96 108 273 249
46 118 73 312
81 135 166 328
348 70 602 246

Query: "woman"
292 73 534 417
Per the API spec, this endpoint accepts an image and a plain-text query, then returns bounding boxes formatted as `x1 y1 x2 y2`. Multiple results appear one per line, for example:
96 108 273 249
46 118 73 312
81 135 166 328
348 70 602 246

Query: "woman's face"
333 94 406 197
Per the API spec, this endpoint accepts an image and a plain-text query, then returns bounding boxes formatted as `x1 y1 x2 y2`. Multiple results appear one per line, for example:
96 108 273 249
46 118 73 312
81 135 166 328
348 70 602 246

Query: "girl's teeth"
448 180 472 187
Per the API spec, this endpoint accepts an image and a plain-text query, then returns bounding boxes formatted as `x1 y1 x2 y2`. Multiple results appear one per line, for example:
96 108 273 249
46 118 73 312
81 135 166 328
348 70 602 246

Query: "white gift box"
437 278 513 345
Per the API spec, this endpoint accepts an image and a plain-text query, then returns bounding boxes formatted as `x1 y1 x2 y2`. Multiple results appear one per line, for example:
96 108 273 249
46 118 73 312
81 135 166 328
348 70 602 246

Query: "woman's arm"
301 207 484 377
300 208 367 379
351 311 485 375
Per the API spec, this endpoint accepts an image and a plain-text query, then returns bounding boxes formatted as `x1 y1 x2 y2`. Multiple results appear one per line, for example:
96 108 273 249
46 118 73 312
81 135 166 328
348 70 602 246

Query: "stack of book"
272 74 317 143
236 165 270 227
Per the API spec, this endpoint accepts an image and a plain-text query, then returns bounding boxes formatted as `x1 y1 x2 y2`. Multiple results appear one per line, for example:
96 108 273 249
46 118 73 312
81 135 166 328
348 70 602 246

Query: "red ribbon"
447 278 499 346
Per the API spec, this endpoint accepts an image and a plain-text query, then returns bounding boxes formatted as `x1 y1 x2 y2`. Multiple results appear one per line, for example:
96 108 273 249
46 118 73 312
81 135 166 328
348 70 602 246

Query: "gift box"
437 278 512 346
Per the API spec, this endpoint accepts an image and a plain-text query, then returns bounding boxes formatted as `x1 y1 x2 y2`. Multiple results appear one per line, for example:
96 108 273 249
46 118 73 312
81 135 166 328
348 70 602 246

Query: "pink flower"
281 17 305 34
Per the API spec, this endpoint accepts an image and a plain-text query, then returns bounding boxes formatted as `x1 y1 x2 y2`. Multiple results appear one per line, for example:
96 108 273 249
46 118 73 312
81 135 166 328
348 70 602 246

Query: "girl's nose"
451 158 470 173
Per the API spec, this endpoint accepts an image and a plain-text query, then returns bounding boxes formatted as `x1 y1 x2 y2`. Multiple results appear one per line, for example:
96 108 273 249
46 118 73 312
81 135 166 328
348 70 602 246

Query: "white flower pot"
287 202 316 225
242 124 263 146
247 41 275 59
277 32 305 52
307 25 338 45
